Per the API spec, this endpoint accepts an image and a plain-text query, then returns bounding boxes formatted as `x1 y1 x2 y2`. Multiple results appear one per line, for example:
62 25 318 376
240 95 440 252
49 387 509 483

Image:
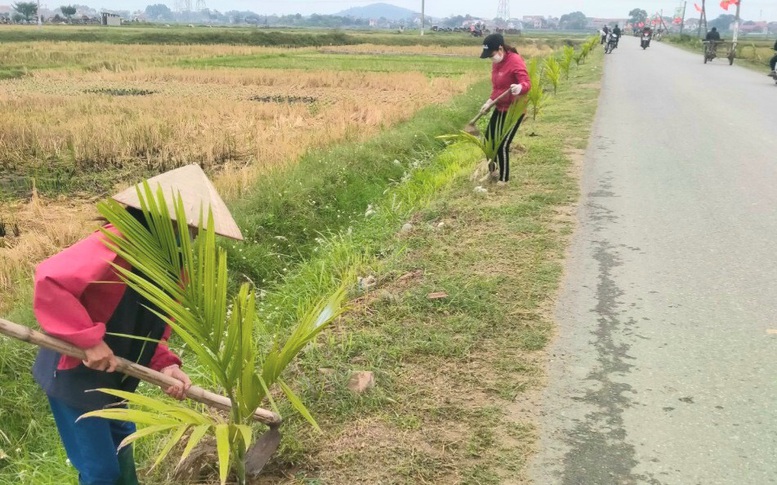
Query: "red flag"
720 0 730 10
729 0 739 4
694 3 702 12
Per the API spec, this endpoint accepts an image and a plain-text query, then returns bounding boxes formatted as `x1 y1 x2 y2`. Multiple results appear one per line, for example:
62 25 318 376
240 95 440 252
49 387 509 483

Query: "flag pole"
680 2 687 35
698 0 706 38
732 0 741 43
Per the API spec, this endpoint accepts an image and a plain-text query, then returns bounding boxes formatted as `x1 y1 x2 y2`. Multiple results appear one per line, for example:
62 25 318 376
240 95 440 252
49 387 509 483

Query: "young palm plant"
80 183 346 485
543 56 562 95
526 57 549 123
561 45 575 80
437 94 529 164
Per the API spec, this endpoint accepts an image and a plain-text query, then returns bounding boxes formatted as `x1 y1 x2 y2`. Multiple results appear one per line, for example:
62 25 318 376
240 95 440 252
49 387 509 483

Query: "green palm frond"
561 46 575 80
527 58 549 122
544 56 562 94
93 184 347 484
437 95 529 162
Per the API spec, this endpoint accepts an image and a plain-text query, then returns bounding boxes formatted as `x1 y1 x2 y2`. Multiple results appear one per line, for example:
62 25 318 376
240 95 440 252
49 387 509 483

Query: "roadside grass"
227 48 604 484
0 40 603 484
666 35 775 72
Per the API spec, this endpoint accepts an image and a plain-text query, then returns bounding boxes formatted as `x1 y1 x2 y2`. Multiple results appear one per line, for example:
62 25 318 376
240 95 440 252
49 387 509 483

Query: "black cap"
480 33 504 59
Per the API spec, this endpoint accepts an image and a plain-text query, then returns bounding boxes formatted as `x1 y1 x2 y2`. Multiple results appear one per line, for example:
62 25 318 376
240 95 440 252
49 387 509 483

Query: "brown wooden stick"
465 88 513 127
0 317 281 426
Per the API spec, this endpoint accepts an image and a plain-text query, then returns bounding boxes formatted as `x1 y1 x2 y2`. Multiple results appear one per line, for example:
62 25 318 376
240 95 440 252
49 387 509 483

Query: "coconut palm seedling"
544 56 562 95
561 45 575 80
437 94 529 169
526 57 549 124
81 183 346 485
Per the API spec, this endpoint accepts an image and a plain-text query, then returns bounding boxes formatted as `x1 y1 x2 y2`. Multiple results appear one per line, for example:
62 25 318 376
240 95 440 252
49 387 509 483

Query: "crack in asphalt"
559 182 662 485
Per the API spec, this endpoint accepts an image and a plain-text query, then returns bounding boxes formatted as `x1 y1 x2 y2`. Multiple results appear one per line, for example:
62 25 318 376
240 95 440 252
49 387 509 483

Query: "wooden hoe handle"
467 88 513 125
0 317 281 426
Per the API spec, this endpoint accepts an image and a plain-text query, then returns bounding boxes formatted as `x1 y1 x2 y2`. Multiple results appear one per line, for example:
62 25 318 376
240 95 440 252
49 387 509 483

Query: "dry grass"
0 194 98 313
0 42 481 313
0 42 299 70
1 68 476 189
317 43 550 58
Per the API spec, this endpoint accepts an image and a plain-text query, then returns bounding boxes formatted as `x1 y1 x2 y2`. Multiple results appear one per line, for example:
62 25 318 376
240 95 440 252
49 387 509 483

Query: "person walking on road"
478 33 531 185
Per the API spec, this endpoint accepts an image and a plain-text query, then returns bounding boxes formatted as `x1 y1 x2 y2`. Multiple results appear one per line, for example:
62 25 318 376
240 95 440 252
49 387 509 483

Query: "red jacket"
33 225 181 372
490 50 531 112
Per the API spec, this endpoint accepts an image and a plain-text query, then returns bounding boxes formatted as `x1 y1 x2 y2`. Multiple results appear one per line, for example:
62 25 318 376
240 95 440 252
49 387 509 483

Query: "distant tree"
144 3 172 20
629 8 648 25
442 14 470 28
559 11 587 30
60 5 76 21
708 14 736 31
13 2 38 22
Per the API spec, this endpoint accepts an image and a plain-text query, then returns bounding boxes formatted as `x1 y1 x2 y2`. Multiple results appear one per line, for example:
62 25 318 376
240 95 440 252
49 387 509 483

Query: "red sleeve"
512 54 531 95
33 231 120 349
149 324 182 371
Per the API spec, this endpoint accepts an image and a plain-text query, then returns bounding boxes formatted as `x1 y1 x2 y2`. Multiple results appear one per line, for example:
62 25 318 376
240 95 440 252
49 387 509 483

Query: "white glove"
510 83 524 96
480 100 494 114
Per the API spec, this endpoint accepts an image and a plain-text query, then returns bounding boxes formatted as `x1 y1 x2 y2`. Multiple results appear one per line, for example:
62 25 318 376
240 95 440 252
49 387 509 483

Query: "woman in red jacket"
478 33 531 185
32 165 242 485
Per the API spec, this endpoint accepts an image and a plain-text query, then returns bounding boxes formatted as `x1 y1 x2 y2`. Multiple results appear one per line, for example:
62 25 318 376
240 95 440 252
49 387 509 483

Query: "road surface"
530 37 777 485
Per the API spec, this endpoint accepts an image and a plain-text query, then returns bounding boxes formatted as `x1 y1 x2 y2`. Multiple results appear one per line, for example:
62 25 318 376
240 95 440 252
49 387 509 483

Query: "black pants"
487 110 525 183
770 54 777 71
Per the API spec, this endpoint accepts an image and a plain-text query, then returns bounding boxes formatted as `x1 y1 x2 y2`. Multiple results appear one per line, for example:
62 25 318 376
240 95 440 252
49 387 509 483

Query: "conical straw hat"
112 164 243 240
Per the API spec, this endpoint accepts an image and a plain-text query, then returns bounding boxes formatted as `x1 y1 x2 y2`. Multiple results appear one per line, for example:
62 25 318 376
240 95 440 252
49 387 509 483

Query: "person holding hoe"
31 165 243 485
478 33 531 185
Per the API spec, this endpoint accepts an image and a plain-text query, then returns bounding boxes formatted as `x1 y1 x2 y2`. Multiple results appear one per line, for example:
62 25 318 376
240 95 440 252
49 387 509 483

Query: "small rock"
474 186 488 195
318 368 335 376
347 371 375 394
401 223 414 233
376 289 399 304
357 275 377 291
436 222 445 229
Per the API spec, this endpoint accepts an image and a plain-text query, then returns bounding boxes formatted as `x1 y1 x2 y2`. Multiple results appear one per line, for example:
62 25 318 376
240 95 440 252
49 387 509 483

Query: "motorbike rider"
612 24 621 48
641 26 652 48
768 39 777 78
601 25 609 45
706 27 722 56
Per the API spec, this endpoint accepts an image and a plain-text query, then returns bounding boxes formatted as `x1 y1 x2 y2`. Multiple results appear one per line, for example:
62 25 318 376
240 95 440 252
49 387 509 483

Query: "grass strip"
245 49 604 485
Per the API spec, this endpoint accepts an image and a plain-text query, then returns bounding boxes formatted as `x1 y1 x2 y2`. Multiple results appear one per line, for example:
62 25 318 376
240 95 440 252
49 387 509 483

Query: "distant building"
522 15 548 29
588 18 628 30
101 12 121 26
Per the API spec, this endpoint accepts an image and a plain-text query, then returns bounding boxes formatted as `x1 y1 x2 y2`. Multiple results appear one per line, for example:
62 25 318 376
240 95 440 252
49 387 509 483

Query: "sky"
87 1 777 21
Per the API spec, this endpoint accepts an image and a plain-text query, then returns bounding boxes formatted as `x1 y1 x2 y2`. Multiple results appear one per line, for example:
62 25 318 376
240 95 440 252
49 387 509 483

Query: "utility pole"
732 0 742 43
680 1 687 35
37 0 41 27
420 0 424 36
698 0 706 38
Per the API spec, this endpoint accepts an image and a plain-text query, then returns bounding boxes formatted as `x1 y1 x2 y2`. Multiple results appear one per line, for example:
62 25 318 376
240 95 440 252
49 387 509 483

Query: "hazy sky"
93 1 777 21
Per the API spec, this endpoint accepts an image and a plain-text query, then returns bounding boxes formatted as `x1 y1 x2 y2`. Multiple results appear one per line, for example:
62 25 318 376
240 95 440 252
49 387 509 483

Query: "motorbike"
641 33 651 50
605 34 619 54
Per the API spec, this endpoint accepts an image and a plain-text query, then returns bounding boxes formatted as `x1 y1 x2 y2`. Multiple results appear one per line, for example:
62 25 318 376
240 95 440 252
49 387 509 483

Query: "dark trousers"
487 110 525 182
770 54 777 71
48 396 139 485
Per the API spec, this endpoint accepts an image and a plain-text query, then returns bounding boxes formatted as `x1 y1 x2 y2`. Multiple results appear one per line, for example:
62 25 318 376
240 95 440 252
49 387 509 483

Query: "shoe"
496 181 508 187
768 71 777 78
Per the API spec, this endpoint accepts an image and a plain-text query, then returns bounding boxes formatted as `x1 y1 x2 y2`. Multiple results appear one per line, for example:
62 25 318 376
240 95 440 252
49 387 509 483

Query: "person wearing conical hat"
31 165 241 485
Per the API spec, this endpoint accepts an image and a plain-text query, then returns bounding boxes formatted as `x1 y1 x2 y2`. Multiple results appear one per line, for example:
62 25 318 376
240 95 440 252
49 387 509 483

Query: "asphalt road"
529 37 777 485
